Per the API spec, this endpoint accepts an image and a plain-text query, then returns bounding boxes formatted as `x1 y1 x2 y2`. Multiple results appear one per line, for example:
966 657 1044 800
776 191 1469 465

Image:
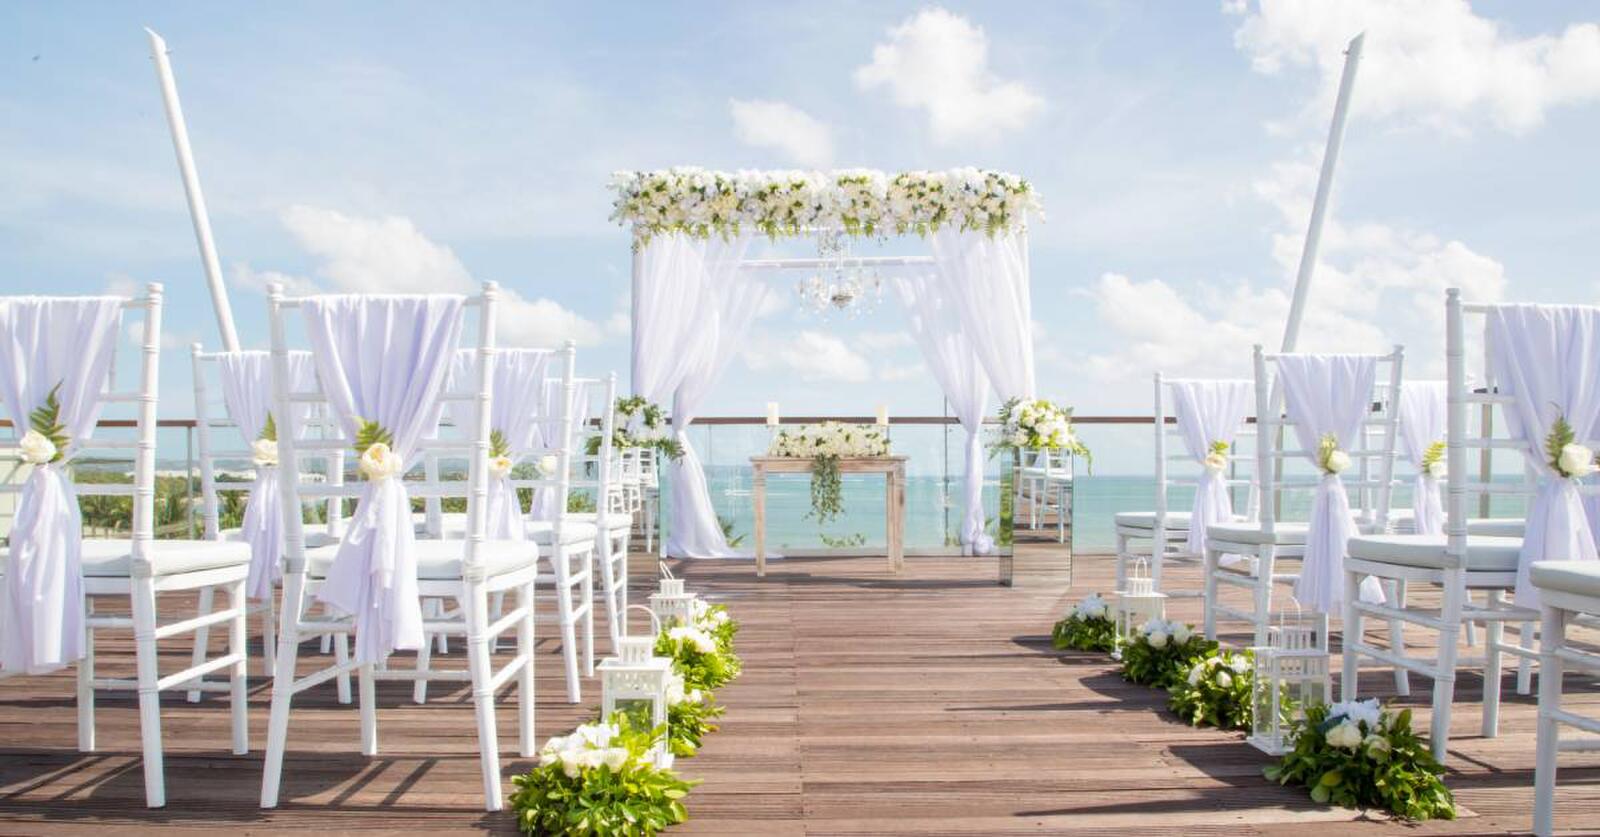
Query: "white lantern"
1115 558 1167 652
649 567 699 629
599 607 675 767
1247 606 1331 756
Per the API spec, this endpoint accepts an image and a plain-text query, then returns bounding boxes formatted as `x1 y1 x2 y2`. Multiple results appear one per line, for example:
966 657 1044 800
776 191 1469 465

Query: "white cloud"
855 330 916 351
878 361 925 382
855 7 1043 143
729 99 835 168
1229 0 1600 134
235 205 604 346
745 331 873 383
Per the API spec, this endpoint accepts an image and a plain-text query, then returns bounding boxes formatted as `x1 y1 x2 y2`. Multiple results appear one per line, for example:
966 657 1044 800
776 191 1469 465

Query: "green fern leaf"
27 381 68 463
353 417 393 456
1547 414 1575 472
489 428 510 458
260 412 278 442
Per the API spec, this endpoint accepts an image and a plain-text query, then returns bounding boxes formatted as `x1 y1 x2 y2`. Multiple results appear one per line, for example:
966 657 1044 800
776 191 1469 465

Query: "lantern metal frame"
598 605 675 768
649 565 700 629
1115 557 1168 654
1247 603 1332 756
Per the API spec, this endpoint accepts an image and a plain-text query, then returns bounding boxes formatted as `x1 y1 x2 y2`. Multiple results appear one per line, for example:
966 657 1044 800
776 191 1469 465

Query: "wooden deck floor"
3 534 1599 834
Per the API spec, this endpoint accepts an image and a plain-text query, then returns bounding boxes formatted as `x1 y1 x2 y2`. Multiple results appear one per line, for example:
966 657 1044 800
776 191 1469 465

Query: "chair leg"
519 579 537 758
1429 573 1464 765
465 582 504 811
229 579 249 755
130 576 167 808
1482 590 1506 738
581 551 596 677
261 589 277 677
1341 569 1362 702
260 595 302 808
332 626 353 704
1202 549 1218 641
413 622 434 704
1518 619 1536 695
359 663 377 756
1387 579 1410 697
1533 605 1565 837
1251 546 1274 649
555 551 582 703
77 602 96 752
187 585 215 703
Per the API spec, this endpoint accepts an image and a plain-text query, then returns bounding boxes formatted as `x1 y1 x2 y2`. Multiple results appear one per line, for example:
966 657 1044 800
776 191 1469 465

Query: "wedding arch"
615 168 1041 559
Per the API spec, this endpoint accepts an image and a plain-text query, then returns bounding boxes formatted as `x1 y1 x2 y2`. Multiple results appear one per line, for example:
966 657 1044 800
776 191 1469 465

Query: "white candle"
875 404 889 426
766 402 780 427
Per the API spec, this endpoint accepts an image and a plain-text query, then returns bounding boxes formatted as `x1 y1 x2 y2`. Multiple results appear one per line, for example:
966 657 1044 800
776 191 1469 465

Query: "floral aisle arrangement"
588 395 684 461
662 669 723 759
655 623 741 692
1168 650 1255 731
767 422 891 524
609 167 1040 244
509 716 695 836
1051 593 1117 652
1265 699 1455 821
992 397 1092 470
1119 618 1218 689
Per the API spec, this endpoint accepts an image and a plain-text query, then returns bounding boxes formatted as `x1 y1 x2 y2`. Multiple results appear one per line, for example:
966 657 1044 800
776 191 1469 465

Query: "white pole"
146 27 240 352
629 236 642 396
1280 32 1363 353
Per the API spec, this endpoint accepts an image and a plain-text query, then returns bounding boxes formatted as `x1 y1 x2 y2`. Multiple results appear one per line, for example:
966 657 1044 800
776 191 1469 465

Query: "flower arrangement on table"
509 715 695 836
608 167 1040 244
766 421 891 525
1051 593 1117 652
1118 617 1218 689
1168 650 1254 731
992 397 1092 471
1546 414 1597 479
587 395 684 461
1265 699 1455 821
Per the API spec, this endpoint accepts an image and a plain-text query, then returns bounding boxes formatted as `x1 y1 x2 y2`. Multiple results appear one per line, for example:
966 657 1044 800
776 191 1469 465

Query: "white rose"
1215 670 1232 689
1147 630 1169 649
536 454 560 477
1325 449 1351 475
251 438 279 467
1364 734 1391 757
601 747 628 771
1425 460 1447 479
1203 452 1228 473
1173 623 1193 645
559 752 581 778
1229 656 1251 674
1187 665 1204 686
1559 443 1596 478
358 442 403 481
19 429 57 465
488 454 513 478
1325 720 1363 750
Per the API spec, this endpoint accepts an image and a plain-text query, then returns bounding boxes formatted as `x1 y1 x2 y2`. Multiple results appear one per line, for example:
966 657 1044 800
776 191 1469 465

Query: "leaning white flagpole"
1279 32 1363 353
145 27 240 352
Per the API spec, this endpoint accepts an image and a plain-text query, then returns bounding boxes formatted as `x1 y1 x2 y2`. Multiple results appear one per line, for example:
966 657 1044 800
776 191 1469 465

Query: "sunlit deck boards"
2 536 1598 833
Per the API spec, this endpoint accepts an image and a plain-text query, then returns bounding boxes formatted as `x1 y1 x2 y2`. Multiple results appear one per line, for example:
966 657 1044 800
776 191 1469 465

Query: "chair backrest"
572 372 620 527
268 282 497 573
0 286 163 549
1252 345 1405 535
509 343 579 529
1152 372 1257 539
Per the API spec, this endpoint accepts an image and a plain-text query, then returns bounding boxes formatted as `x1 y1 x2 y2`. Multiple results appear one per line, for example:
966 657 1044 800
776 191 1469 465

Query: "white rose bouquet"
767 422 890 524
1051 592 1117 652
1168 650 1255 730
992 397 1093 471
1265 698 1454 820
1119 617 1218 689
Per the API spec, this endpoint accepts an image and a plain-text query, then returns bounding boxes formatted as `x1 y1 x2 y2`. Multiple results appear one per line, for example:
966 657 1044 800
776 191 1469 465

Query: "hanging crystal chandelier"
797 229 883 318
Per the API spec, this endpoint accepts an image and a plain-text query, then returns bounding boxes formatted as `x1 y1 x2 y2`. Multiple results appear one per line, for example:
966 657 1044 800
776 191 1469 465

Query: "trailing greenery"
1265 700 1455 821
28 381 68 463
509 714 695 836
1119 618 1218 690
1168 650 1254 731
665 692 723 759
819 531 866 548
808 455 843 524
1051 593 1117 653
716 513 745 548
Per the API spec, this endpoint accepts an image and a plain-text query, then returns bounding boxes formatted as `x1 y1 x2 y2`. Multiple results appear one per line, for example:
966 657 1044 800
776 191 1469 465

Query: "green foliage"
1167 651 1254 731
260 412 278 443
1208 439 1231 458
490 428 510 459
353 417 393 456
587 395 684 461
657 616 741 692
1119 621 1218 690
716 514 745 548
1316 433 1340 475
28 381 68 463
665 695 724 759
1265 702 1455 821
508 714 695 836
1547 413 1575 470
1420 439 1445 474
568 491 597 514
808 454 843 524
819 532 866 548
1051 613 1117 653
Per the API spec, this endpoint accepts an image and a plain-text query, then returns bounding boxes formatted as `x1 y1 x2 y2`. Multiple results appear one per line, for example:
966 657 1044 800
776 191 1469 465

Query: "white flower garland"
609 167 1041 244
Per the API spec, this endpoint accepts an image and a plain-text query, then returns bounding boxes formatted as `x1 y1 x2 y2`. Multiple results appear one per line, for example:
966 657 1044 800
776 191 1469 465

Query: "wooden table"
750 455 908 577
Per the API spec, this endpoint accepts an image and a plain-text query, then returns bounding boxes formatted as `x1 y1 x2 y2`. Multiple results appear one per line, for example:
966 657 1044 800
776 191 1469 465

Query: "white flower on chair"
19 429 58 465
251 438 279 468
489 454 514 478
358 442 404 481
1558 442 1596 479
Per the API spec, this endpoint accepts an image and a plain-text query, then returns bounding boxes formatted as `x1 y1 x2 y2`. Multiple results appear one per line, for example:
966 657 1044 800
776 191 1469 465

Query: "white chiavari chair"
568 373 632 648
259 282 538 811
639 446 660 554
0 285 251 808
1530 560 1600 836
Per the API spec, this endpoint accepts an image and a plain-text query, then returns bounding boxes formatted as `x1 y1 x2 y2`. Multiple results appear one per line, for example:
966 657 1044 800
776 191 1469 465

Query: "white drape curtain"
633 232 767 558
1169 380 1252 556
0 297 122 675
1397 381 1447 536
894 274 991 554
218 350 316 599
532 378 592 523
1279 355 1379 613
450 348 549 539
928 229 1036 401
1487 305 1600 608
302 295 465 664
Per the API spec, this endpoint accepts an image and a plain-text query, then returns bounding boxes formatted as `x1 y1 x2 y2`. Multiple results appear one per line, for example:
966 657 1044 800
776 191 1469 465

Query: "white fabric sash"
0 297 122 674
1397 381 1447 536
1279 355 1379 613
532 378 591 523
1487 304 1600 607
448 348 549 539
302 295 464 665
1169 380 1252 557
219 351 316 599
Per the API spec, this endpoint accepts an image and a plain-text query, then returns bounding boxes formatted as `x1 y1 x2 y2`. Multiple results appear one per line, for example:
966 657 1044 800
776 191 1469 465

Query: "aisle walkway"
1 538 1597 833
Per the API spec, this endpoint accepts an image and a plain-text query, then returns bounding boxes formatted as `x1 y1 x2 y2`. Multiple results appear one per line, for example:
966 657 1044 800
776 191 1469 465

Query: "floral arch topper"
609 167 1041 244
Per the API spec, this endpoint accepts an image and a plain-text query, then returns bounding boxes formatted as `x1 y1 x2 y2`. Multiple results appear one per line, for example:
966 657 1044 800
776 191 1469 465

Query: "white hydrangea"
1325 719 1364 750
667 625 717 655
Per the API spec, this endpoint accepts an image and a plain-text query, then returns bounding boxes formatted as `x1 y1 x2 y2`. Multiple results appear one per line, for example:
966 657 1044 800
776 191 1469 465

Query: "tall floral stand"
1003 448 1072 588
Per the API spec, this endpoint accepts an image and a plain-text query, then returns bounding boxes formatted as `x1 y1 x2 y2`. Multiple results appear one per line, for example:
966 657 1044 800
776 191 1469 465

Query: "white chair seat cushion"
527 520 600 546
79 538 252 578
307 539 538 580
1530 560 1600 600
221 527 341 549
1206 522 1309 546
1346 534 1522 572
1387 514 1525 538
565 512 631 533
1114 511 1192 530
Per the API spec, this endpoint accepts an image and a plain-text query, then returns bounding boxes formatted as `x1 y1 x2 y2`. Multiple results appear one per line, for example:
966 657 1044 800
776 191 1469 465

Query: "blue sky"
4 0 1599 445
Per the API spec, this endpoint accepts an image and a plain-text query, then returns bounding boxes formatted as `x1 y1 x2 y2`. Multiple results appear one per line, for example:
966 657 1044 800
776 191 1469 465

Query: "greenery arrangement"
1051 593 1117 652
1265 700 1455 821
664 686 723 759
509 714 695 836
1168 650 1255 731
655 622 740 692
1119 618 1218 690
767 422 890 526
588 396 684 461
